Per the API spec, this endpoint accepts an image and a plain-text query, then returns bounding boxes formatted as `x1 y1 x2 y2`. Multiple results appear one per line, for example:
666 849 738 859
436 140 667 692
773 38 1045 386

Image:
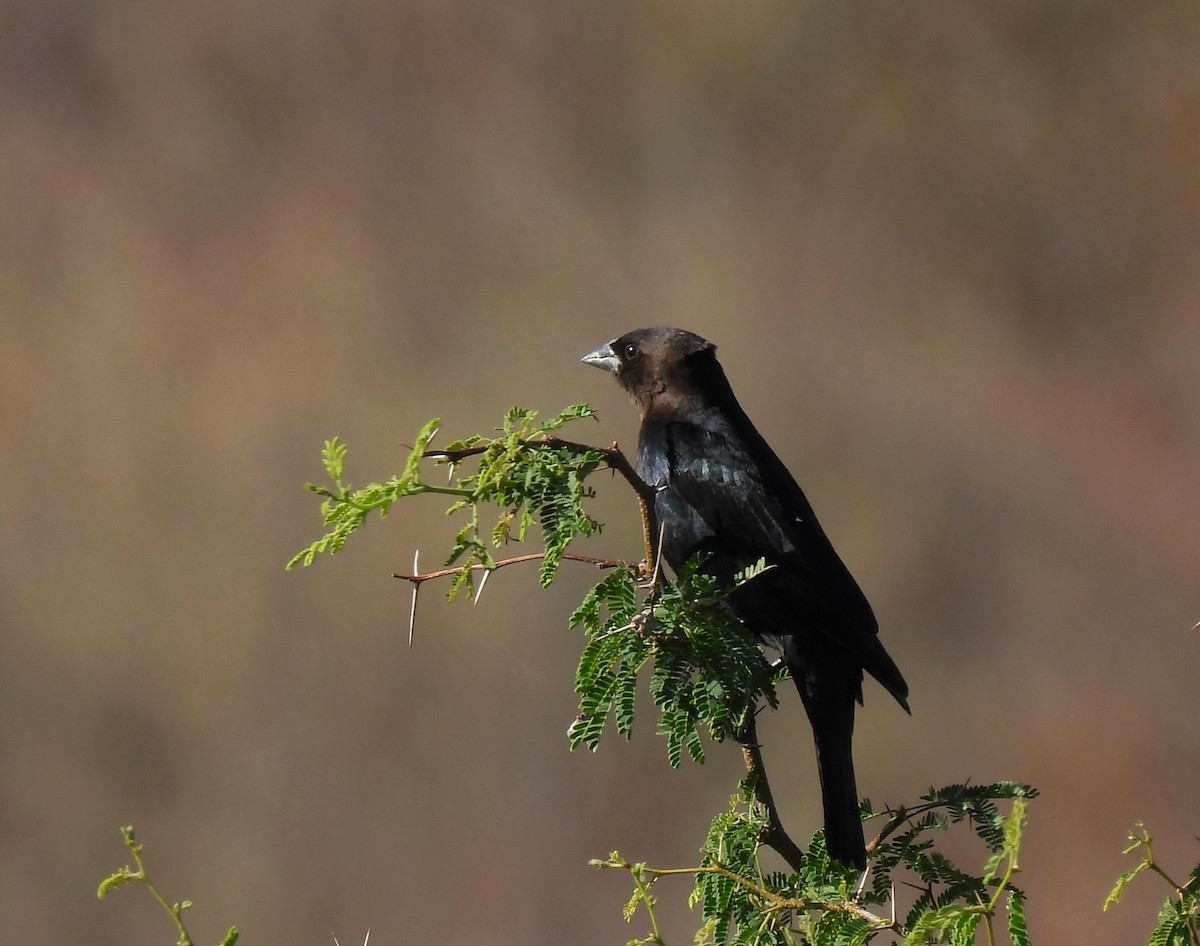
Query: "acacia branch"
866 807 909 858
595 853 888 928
423 430 813 874
392 551 627 585
426 435 660 572
394 550 632 646
739 712 807 873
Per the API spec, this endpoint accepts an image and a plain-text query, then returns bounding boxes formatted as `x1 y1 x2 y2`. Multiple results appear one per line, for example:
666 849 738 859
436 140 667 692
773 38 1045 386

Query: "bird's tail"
805 693 866 870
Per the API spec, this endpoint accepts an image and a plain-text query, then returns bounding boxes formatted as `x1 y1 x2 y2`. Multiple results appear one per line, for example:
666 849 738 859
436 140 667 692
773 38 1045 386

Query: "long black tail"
804 691 865 869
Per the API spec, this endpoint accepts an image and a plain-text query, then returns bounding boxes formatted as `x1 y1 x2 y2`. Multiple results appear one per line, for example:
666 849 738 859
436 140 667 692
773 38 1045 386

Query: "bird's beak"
580 339 620 374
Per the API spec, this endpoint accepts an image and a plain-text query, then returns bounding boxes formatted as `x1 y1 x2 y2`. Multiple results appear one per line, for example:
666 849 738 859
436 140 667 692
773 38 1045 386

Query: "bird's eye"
623 343 640 360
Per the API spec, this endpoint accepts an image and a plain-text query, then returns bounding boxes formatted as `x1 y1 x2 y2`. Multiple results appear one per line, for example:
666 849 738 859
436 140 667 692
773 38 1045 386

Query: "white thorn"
474 567 490 605
648 520 667 587
408 550 420 647
855 864 870 899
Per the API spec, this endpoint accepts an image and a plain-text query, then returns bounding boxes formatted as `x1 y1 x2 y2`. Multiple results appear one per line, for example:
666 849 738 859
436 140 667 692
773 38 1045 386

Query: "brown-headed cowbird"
582 327 908 869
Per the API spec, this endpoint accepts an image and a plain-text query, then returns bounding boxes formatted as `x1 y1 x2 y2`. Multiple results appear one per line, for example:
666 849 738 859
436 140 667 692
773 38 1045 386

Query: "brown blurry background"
2 2 1198 943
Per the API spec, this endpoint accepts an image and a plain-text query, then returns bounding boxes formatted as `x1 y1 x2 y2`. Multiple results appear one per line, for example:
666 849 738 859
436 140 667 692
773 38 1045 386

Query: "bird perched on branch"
582 327 909 869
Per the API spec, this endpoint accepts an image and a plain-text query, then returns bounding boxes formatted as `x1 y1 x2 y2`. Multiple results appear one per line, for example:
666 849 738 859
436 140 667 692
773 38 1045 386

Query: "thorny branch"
595 853 888 929
394 550 632 646
392 552 627 586
426 435 660 568
409 434 811 868
397 436 660 645
739 712 807 873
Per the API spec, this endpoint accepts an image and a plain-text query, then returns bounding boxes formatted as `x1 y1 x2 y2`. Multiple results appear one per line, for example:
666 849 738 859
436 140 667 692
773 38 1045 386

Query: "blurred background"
2 1 1198 943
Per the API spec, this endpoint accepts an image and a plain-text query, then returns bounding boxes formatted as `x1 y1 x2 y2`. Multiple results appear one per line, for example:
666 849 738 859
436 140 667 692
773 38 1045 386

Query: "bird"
582 327 908 869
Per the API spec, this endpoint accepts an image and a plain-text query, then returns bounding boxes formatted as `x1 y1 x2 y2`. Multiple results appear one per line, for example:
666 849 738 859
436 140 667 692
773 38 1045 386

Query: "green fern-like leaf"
96 868 137 900
404 417 442 481
948 911 982 946
1148 913 1190 946
291 407 609 579
1007 890 1031 946
321 436 348 484
813 913 872 946
901 903 970 946
541 402 600 429
1105 862 1148 912
614 663 639 738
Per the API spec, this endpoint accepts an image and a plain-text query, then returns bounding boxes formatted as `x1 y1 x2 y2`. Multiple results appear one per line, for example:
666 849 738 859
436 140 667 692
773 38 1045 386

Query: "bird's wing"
660 419 810 561
660 418 910 709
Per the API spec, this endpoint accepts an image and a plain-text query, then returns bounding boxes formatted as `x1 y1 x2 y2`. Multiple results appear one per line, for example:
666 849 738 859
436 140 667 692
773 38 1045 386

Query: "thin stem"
630 864 665 946
638 862 887 927
393 551 628 585
866 806 909 857
1143 843 1185 893
1123 827 1200 942
738 712 807 873
982 907 996 946
123 831 194 946
412 483 476 498
427 436 660 573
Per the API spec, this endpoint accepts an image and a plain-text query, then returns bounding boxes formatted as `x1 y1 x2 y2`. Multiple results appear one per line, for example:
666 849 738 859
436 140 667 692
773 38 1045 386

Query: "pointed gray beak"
581 339 620 374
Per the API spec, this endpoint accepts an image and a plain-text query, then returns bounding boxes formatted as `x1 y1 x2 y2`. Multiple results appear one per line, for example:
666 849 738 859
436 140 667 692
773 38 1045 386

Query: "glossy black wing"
659 417 909 708
660 417 839 583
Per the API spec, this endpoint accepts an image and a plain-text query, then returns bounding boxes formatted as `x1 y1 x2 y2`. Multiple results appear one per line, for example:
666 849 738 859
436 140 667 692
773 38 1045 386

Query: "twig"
393 551 628 585
594 853 888 927
400 433 654 644
397 549 630 644
738 712 807 873
866 806 910 857
426 436 661 572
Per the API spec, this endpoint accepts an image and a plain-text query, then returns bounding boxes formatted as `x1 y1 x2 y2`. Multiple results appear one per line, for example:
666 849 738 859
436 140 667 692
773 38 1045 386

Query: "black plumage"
582 327 908 869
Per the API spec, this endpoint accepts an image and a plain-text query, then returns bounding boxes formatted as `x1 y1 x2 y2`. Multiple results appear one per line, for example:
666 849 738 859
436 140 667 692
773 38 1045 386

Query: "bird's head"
581 327 720 416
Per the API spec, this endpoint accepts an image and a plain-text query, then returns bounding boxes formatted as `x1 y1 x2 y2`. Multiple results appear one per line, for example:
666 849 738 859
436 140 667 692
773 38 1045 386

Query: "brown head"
581 327 727 417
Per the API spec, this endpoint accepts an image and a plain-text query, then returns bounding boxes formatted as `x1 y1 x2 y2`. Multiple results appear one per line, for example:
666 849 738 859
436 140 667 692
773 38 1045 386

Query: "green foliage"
1105 824 1200 946
290 407 782 772
98 825 238 946
275 404 1191 946
1008 892 1031 946
287 405 607 596
598 783 1034 946
567 565 646 752
285 419 443 570
567 560 781 768
442 404 608 591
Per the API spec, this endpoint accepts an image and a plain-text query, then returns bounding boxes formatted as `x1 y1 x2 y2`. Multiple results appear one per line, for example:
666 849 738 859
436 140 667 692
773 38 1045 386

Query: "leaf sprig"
98 825 238 946
286 405 609 595
1105 823 1200 946
285 417 448 570
598 782 1036 946
567 560 782 768
440 404 609 594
